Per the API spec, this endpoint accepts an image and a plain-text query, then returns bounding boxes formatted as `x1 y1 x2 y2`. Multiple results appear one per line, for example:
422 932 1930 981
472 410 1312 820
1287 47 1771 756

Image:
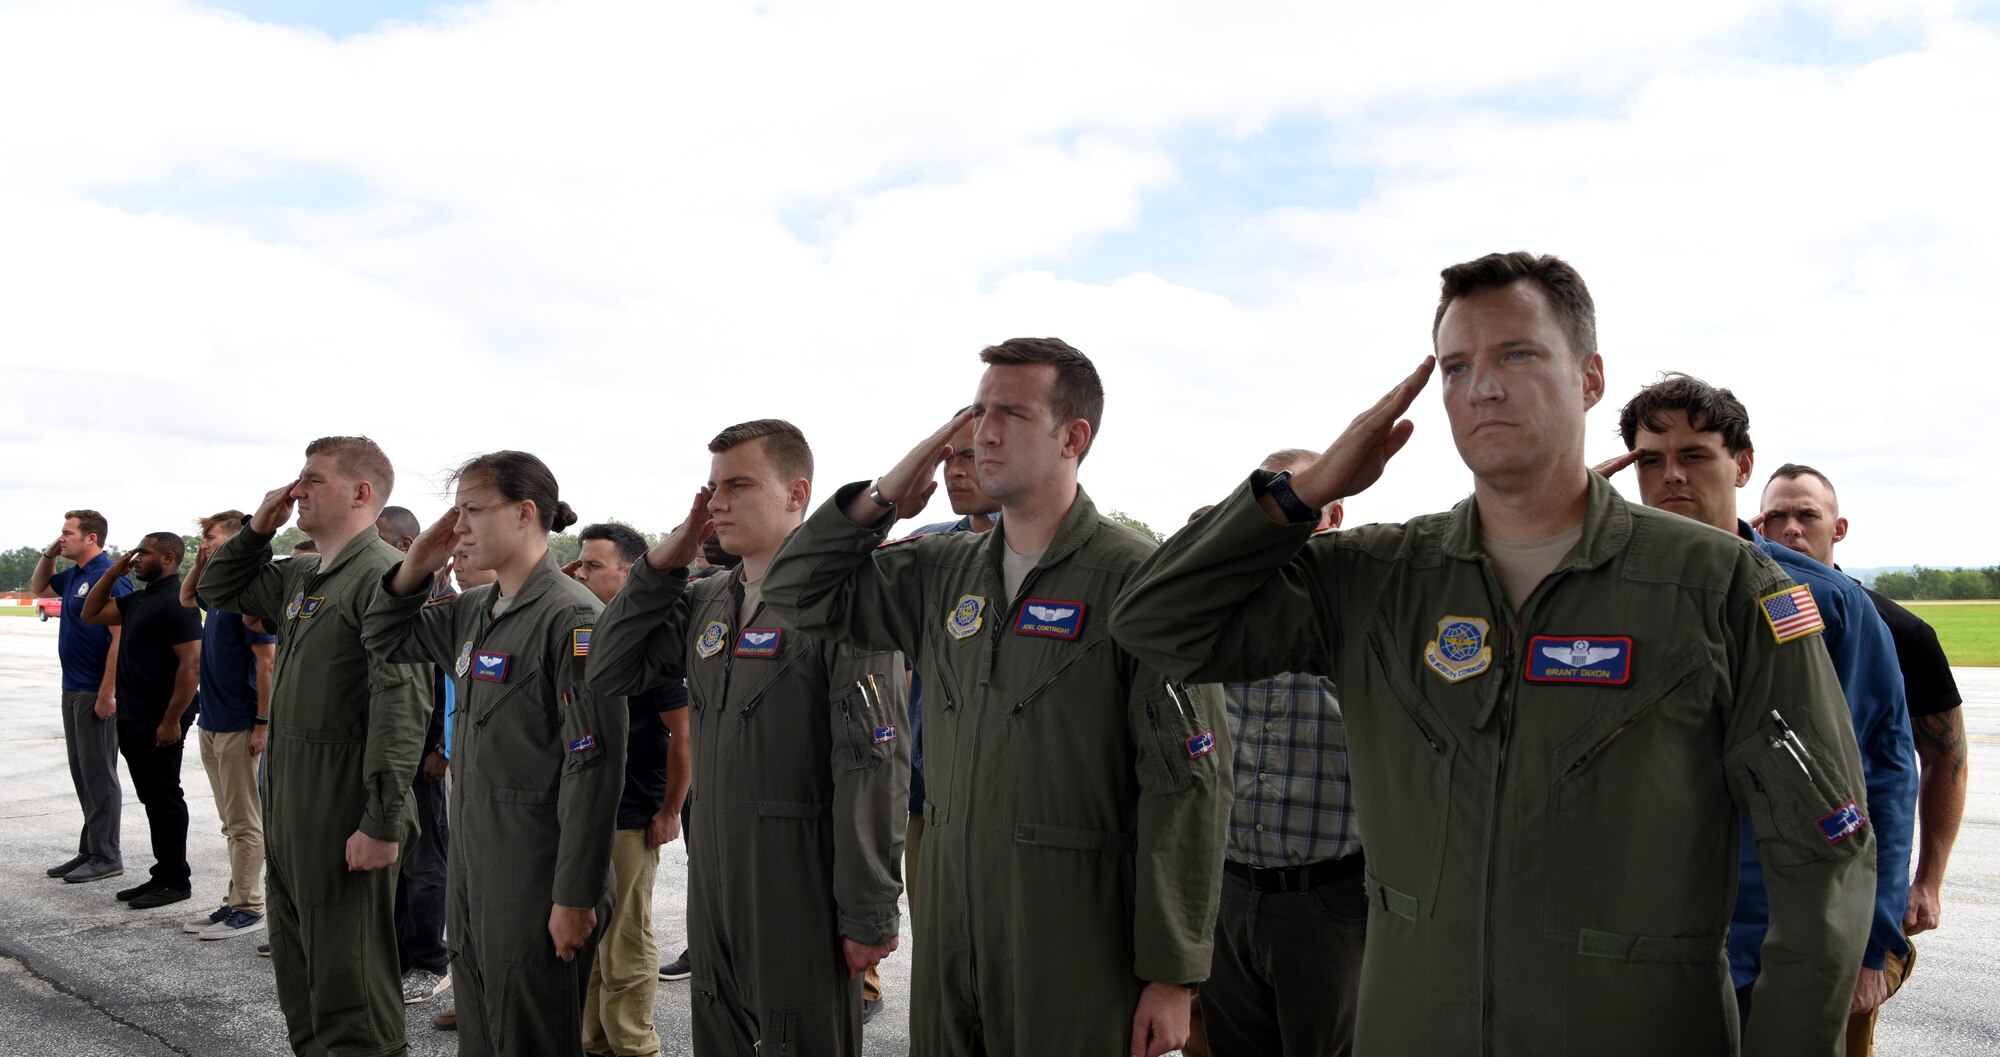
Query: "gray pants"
1201 865 1367 1057
60 690 121 863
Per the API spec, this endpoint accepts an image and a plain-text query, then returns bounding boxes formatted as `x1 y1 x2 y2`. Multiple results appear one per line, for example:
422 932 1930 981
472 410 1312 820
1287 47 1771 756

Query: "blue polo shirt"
1729 523 1917 980
197 597 279 733
48 552 132 693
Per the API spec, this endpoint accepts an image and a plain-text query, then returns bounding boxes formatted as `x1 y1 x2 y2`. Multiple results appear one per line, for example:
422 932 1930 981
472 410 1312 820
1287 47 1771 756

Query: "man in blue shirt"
30 509 132 884
178 510 280 940
1617 375 1917 1045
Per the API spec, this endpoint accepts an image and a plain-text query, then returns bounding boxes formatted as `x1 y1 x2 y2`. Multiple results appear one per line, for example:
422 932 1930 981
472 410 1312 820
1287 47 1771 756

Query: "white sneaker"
183 905 232 934
198 909 266 940
402 969 451 1004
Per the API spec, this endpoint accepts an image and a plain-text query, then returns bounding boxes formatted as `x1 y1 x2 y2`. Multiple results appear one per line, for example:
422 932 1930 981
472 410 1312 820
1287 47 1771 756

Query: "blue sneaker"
183 905 232 934
199 910 267 940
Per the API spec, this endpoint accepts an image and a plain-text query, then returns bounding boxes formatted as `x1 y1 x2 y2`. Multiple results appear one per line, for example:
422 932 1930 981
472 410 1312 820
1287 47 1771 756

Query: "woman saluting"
361 450 624 1057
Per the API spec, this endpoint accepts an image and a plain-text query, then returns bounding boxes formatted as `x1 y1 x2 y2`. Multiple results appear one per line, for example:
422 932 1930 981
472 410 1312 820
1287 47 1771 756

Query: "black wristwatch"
1261 471 1319 525
866 480 897 509
253 716 270 726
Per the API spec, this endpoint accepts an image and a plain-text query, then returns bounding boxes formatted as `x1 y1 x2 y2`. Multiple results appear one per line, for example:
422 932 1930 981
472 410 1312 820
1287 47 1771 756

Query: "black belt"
1224 852 1365 893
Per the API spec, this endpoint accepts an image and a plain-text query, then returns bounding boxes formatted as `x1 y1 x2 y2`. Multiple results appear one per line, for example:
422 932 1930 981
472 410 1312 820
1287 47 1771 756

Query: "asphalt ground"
1 614 1995 1054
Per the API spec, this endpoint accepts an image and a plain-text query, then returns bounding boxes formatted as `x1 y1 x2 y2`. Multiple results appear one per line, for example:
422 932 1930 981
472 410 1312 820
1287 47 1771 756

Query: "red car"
34 597 61 621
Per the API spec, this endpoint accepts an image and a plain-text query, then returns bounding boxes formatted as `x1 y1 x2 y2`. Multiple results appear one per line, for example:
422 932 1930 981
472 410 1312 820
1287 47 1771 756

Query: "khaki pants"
198 728 264 916
1846 938 1916 1057
583 829 661 1057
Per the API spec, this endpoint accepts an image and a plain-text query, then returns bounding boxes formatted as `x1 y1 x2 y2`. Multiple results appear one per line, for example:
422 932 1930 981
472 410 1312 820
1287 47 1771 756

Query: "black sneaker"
658 950 691 981
64 859 126 885
256 941 272 958
129 885 192 910
861 996 882 1025
47 854 89 878
115 879 159 901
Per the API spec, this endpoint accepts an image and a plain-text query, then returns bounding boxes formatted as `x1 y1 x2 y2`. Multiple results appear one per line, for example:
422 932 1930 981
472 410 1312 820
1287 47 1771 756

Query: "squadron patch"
1817 799 1868 845
1525 635 1633 686
1760 585 1824 645
734 628 782 658
947 595 986 640
1014 599 1084 640
298 596 325 619
695 620 729 660
566 734 597 754
571 628 591 657
285 592 305 619
471 650 510 683
1185 729 1216 759
871 725 898 744
455 641 473 678
1424 616 1493 683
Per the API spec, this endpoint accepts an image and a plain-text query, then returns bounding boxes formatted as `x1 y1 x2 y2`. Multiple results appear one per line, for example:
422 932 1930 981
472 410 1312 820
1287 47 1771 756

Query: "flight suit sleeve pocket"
835 681 895 772
1724 713 1868 867
558 688 605 775
1134 683 1214 794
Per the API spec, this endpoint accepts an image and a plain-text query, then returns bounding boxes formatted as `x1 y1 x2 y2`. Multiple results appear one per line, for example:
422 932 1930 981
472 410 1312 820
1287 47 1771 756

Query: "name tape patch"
1185 729 1216 759
1760 585 1825 645
1817 799 1868 844
472 650 510 683
1015 598 1085 640
1525 635 1633 686
734 628 782 658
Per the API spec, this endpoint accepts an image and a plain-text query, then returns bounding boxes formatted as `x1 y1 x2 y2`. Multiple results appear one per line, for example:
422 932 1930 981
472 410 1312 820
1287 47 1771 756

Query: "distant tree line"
1871 567 2000 601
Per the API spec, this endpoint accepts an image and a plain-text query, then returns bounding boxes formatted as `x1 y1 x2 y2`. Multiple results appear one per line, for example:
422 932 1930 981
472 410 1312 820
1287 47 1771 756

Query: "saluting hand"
1285 358 1434 511
108 549 138 577
1591 449 1639 479
549 905 596 962
43 536 64 560
389 509 461 597
845 407 973 526
645 488 715 572
249 478 302 534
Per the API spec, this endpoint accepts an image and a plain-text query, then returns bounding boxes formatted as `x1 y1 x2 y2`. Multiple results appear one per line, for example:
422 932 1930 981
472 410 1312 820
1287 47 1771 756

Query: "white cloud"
0 0 1992 570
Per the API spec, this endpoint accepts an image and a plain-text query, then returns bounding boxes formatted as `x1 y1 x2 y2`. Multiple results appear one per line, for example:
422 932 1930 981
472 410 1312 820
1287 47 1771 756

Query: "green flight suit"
587 558 908 1057
360 551 626 1057
761 482 1231 1055
200 523 431 1057
1108 471 1877 1057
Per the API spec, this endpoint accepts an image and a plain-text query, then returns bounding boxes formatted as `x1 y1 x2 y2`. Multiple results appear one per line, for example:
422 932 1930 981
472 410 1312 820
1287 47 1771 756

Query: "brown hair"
451 451 579 533
305 435 395 500
1433 252 1597 362
1768 463 1838 503
978 337 1105 459
1616 373 1754 455
197 509 247 534
709 419 814 483
64 509 108 546
1261 448 1320 472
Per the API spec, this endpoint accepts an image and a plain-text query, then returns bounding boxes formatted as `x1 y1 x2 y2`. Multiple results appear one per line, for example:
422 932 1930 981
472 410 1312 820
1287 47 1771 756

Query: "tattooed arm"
1904 707 1969 936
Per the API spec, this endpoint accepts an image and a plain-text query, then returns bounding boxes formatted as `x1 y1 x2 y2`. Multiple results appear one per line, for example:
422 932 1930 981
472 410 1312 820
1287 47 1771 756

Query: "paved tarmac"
1 614 1996 1054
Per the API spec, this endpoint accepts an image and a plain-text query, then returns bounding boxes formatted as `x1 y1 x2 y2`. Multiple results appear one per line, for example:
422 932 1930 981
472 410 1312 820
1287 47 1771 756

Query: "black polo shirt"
1861 585 1964 718
113 574 203 725
618 679 689 829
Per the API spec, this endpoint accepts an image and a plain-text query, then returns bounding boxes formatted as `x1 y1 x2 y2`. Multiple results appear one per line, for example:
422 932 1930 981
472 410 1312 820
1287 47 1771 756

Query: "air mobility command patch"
471 650 509 683
1760 585 1824 644
695 621 729 659
734 628 782 658
947 594 986 640
571 628 591 657
1015 599 1084 640
1817 798 1867 844
285 592 305 619
1424 616 1493 683
455 641 473 678
1525 635 1633 686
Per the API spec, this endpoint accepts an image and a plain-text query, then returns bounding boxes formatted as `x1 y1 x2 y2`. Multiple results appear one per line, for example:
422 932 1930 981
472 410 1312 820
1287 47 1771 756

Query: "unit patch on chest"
695 621 729 659
74 580 91 598
285 592 305 619
455 641 473 678
946 594 986 640
1423 615 1493 683
471 650 509 683
1014 599 1084 640
733 628 782 658
1525 635 1633 686
299 596 325 619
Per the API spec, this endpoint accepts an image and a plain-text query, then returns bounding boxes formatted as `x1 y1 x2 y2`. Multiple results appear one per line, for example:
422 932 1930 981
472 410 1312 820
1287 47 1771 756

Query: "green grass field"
1900 602 2000 668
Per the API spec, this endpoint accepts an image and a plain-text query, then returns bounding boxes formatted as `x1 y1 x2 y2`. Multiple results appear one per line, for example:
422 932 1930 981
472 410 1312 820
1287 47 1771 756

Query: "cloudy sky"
1 0 1992 569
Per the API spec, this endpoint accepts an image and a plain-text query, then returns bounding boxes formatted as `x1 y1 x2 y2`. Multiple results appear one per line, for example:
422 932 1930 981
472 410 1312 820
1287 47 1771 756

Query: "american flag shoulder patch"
572 627 591 657
1759 584 1824 644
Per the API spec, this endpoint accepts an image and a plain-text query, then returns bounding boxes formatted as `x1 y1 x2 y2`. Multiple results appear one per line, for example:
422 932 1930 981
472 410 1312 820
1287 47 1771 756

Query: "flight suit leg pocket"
1724 715 1868 866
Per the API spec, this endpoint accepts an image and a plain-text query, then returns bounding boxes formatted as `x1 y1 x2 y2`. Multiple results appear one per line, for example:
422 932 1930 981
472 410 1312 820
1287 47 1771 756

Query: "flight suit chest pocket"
1724 712 1868 866
471 653 545 728
1550 643 1713 787
1137 683 1214 794
836 677 898 771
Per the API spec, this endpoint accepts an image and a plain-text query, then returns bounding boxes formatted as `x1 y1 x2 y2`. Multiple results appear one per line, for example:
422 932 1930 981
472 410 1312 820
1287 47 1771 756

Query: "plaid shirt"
1222 672 1360 867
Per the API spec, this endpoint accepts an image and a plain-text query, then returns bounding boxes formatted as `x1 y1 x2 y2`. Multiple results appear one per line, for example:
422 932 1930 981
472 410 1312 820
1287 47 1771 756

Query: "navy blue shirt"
48 552 132 693
619 680 690 830
197 597 278 732
904 515 989 815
